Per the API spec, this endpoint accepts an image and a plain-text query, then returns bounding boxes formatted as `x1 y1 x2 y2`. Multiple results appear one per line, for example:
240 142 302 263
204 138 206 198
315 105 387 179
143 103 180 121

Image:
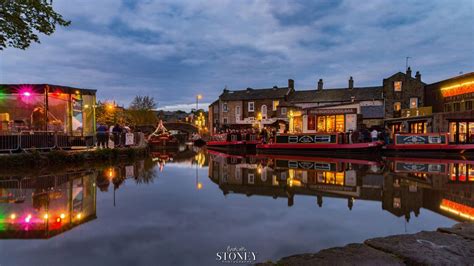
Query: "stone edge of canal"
0 146 149 169
257 223 474 265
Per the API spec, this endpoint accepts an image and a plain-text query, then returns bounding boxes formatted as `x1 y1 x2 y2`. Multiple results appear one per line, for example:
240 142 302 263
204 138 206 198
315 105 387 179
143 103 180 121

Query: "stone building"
382 68 427 134
281 77 385 133
209 80 295 133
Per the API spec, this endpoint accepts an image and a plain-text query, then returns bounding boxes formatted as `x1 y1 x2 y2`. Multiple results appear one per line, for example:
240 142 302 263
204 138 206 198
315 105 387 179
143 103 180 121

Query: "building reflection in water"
0 170 97 239
208 150 474 223
0 147 201 239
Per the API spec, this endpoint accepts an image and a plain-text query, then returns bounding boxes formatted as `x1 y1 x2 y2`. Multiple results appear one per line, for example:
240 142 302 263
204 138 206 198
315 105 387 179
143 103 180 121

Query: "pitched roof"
219 87 291 101
288 86 383 103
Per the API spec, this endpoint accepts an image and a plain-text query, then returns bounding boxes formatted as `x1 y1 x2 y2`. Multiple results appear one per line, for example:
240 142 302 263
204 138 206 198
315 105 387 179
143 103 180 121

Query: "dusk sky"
1 0 473 111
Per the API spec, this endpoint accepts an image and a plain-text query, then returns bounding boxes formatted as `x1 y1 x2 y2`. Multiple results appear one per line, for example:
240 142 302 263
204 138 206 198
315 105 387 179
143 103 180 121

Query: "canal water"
0 148 472 265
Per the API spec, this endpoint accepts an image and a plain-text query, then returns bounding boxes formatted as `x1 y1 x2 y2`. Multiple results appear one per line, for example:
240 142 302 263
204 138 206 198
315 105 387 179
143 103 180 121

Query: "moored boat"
206 133 260 152
257 133 383 154
147 120 180 149
383 133 474 154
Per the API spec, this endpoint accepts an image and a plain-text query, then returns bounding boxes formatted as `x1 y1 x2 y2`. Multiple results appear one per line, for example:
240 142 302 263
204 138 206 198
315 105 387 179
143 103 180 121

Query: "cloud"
0 0 472 107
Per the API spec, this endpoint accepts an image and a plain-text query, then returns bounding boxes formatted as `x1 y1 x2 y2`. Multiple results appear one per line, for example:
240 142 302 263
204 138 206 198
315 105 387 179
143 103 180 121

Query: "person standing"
96 124 108 148
112 123 122 147
371 129 378 142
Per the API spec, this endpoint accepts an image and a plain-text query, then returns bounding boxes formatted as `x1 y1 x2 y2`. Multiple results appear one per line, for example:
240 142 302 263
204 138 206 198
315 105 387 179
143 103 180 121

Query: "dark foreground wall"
259 223 474 265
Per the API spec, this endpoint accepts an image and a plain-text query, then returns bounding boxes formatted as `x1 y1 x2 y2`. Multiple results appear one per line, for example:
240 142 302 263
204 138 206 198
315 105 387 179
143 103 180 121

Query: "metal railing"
0 132 95 152
0 131 146 153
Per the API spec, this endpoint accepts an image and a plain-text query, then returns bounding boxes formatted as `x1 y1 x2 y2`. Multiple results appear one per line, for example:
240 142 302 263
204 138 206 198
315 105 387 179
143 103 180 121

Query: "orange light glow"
76 213 82 219
43 214 49 220
440 199 474 221
10 213 16 220
56 217 62 223
60 213 66 219
441 81 474 97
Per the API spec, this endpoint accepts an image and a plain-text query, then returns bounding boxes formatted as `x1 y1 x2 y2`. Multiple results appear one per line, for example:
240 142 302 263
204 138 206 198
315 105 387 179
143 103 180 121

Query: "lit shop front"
426 73 474 144
0 84 96 136
441 80 474 143
302 108 357 133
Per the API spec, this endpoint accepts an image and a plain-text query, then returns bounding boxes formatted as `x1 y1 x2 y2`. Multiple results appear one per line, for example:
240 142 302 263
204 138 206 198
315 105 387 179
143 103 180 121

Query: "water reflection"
208 150 474 222
0 171 97 239
0 147 202 239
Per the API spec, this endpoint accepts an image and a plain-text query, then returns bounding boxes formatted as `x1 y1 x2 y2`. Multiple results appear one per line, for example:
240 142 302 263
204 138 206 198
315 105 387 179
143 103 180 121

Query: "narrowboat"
148 133 180 149
206 133 260 152
383 133 474 154
257 133 383 154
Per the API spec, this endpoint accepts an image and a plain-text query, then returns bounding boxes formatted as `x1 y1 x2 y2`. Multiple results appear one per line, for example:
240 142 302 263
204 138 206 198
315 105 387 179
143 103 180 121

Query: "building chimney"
349 76 354 90
288 79 294 90
317 79 323 91
406 67 412 77
415 71 421 81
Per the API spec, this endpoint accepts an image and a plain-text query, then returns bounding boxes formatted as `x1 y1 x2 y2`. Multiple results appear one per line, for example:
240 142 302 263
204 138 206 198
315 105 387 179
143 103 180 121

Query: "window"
281 107 287 115
466 100 473 110
410 98 418 108
454 102 461 112
248 173 255 184
394 81 402 92
223 117 228 124
445 103 452 112
307 115 316 130
261 105 267 119
394 102 401 111
223 103 228 112
273 100 279 111
236 106 241 115
248 102 255 112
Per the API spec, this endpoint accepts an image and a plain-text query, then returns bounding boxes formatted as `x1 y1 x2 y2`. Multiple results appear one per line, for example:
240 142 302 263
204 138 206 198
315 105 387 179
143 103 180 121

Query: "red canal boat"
257 133 383 154
147 121 179 149
206 133 260 152
383 133 474 154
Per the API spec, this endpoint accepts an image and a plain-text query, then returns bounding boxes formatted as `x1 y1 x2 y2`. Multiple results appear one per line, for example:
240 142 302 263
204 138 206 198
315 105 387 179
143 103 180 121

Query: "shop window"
394 81 402 92
409 122 426 133
465 100 473 110
307 115 316 130
410 98 418 108
444 103 452 112
316 115 345 132
317 116 325 132
248 102 255 112
336 115 344 132
281 107 287 115
394 102 401 111
273 100 279 111
326 115 336 132
454 102 461 112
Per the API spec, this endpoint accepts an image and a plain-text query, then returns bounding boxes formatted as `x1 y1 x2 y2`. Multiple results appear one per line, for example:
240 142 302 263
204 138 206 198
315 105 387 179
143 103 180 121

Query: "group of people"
343 128 392 144
214 127 278 144
96 123 132 148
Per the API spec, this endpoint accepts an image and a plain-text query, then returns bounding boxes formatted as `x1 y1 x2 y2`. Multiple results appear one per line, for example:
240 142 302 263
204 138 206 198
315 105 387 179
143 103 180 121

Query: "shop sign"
395 162 446 174
308 108 357 115
396 134 447 145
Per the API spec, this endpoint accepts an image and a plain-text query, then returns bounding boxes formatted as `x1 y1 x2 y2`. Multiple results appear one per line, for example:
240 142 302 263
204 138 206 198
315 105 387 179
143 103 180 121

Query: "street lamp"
196 94 203 110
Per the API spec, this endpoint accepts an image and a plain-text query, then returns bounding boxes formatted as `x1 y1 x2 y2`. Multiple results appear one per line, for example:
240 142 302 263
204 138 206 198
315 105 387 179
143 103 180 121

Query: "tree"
127 96 158 126
129 96 157 111
0 0 70 50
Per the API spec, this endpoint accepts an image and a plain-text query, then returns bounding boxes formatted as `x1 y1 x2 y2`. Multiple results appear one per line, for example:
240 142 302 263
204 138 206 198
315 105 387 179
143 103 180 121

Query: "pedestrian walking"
371 129 378 142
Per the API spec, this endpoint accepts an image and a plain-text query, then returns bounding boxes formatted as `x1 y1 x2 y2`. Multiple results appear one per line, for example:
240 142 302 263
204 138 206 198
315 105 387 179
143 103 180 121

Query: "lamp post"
196 94 203 110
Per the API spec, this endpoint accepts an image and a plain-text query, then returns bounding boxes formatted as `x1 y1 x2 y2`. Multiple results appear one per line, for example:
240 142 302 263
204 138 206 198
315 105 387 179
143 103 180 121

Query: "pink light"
23 92 31 97
24 214 32 223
